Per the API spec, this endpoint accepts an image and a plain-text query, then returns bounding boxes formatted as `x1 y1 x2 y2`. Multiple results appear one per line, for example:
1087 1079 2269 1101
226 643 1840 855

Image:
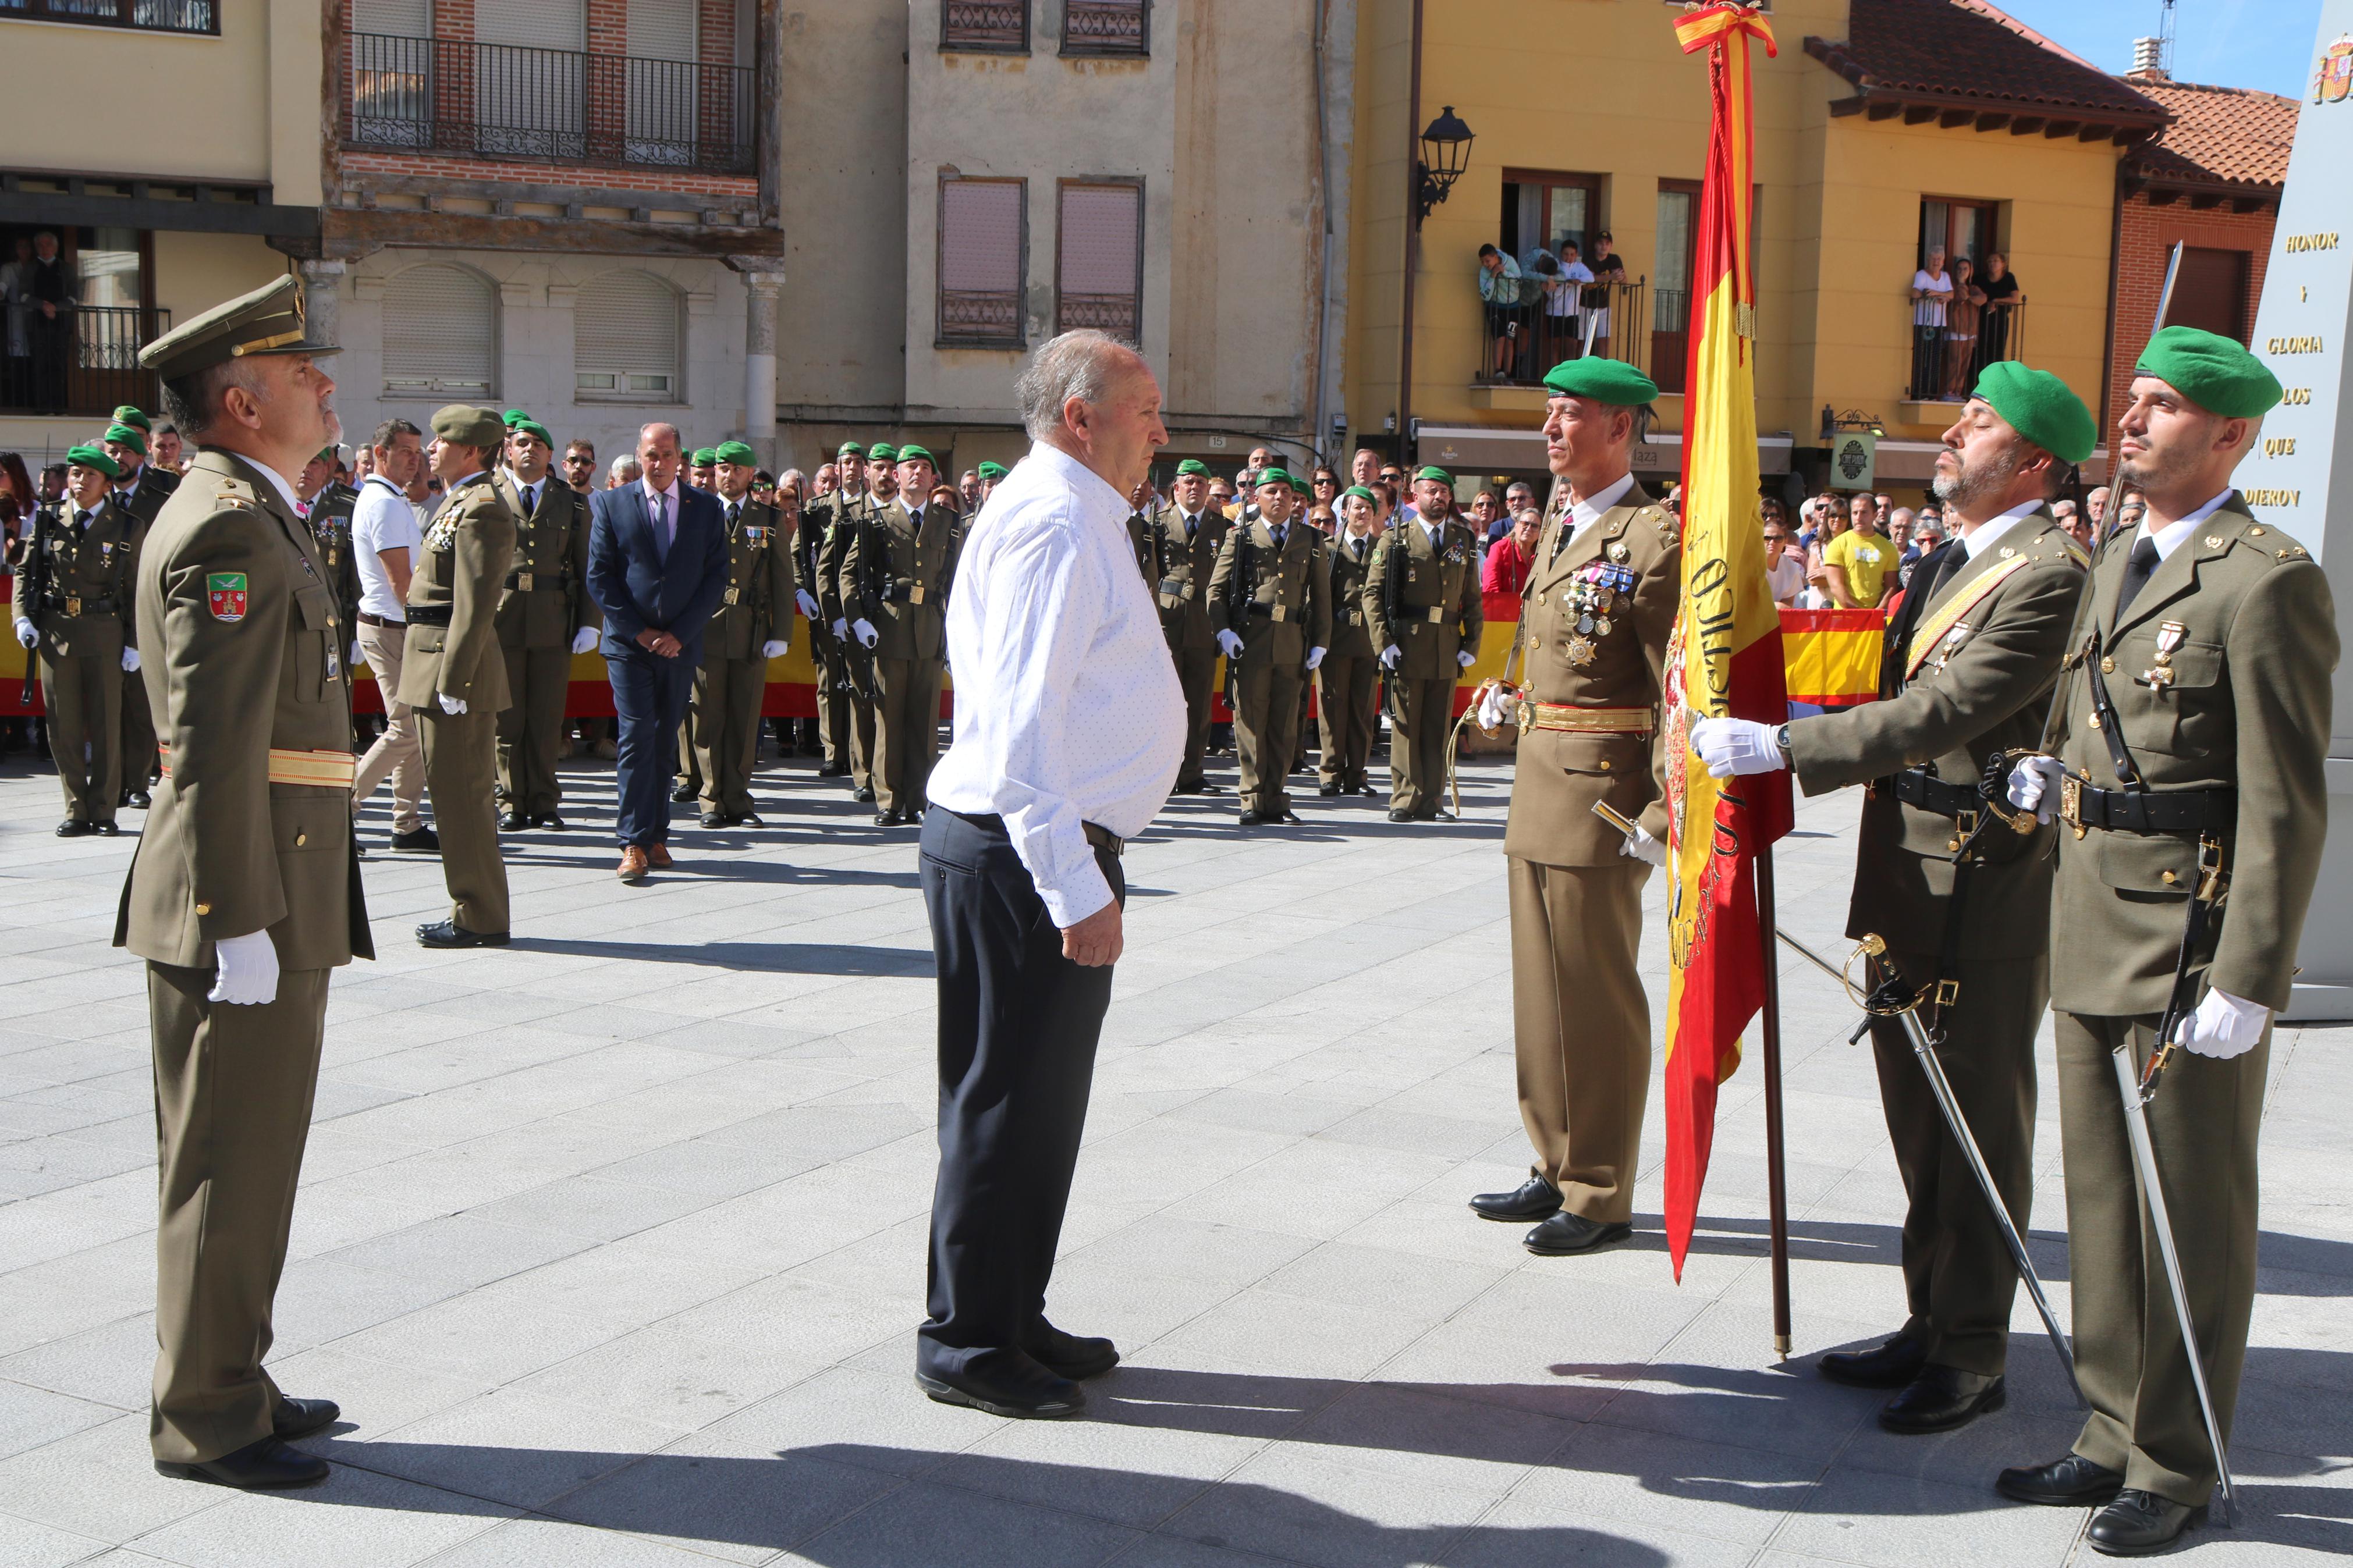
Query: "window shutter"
382 265 496 399
1056 182 1140 341
473 0 584 48
574 272 682 400
353 0 429 35
627 0 696 61
939 179 1026 346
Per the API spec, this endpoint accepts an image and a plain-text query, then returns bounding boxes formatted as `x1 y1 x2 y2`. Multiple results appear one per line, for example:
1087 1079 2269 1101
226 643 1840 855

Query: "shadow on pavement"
508 937 935 977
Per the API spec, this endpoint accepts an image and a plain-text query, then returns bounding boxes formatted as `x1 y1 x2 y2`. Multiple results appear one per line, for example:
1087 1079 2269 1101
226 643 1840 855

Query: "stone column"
297 258 346 350
736 261 785 468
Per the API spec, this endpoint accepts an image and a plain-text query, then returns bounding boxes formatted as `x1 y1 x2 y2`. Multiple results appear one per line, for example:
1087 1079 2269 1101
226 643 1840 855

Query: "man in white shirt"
350 418 435 851
918 329 1183 1420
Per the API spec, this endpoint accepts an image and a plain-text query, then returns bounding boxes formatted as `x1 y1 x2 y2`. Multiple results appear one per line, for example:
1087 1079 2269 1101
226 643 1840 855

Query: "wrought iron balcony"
0 304 171 418
346 33 754 177
1062 0 1147 56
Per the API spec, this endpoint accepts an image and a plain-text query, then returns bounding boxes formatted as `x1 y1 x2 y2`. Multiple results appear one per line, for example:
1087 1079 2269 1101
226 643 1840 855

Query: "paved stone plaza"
0 744 2344 1567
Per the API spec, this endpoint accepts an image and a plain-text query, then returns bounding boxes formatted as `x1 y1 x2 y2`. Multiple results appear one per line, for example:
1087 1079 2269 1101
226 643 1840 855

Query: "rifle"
1223 521 1257 712
17 505 52 707
1379 524 1411 724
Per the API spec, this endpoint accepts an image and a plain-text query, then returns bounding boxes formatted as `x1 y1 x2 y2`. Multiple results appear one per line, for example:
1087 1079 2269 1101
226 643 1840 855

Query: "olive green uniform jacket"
398 472 517 714
1206 518 1333 670
1364 516 1485 677
492 473 593 652
1154 505 1232 652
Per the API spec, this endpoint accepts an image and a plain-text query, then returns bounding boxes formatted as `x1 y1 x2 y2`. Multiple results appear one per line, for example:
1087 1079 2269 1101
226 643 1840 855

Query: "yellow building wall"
152 232 288 331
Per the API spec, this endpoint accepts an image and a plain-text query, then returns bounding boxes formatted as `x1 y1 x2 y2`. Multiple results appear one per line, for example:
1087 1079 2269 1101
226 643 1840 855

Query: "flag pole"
1755 840 1792 1358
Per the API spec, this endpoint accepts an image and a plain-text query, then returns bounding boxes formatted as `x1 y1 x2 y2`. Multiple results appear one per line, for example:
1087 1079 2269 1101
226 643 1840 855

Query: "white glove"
1455 648 1477 670
120 647 140 674
1304 646 1326 672
1621 826 1667 867
761 639 789 659
208 930 280 1007
831 618 849 641
437 692 467 716
13 618 34 649
1689 717 1784 778
2173 987 2268 1060
853 618 879 649
1380 644 1401 670
796 589 820 620
2006 755 2065 823
570 627 600 656
1216 629 1244 659
1476 684 1518 732
349 638 365 671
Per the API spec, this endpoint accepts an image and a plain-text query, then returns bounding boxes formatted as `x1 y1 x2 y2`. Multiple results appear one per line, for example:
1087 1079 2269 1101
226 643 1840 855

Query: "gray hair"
608 454 643 482
1015 329 1141 441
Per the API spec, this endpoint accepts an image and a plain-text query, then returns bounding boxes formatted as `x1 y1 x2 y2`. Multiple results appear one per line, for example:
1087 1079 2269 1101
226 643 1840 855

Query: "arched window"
381 264 497 398
575 271 683 401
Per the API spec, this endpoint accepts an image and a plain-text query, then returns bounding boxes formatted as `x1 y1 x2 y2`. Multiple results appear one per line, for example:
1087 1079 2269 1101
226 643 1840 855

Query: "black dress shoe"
916 1357 1085 1420
2087 1490 2199 1556
541 813 568 831
125 789 151 810
416 920 510 949
1819 1331 1929 1389
1237 809 1270 826
670 784 696 802
819 761 849 777
700 812 725 829
1027 1324 1120 1381
155 1436 329 1490
1318 783 1341 797
1524 1211 1634 1256
734 812 764 828
1194 780 1225 795
1355 780 1379 797
1879 1366 2004 1434
56 819 91 837
874 810 899 827
1274 810 1304 824
91 820 120 835
1387 809 1413 823
1470 1175 1563 1222
853 785 876 803
391 826 440 852
501 810 528 831
1997 1452 2125 1508
272 1396 341 1441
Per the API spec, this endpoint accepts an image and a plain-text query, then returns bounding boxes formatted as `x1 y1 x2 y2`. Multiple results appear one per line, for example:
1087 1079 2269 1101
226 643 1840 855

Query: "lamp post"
1415 106 1475 224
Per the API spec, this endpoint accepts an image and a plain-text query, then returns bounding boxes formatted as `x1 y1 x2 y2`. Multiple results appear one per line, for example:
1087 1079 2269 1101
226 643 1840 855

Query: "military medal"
1595 616 1611 636
2143 620 2187 689
1608 540 1630 564
1567 634 1597 667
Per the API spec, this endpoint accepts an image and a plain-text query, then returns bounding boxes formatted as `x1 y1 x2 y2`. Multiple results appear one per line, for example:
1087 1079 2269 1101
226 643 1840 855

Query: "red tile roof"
1807 0 2170 130
2124 77 2297 191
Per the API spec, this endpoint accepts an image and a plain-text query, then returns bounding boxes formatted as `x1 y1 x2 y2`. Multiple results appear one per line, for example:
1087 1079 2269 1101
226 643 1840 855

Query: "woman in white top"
1910 247 1954 397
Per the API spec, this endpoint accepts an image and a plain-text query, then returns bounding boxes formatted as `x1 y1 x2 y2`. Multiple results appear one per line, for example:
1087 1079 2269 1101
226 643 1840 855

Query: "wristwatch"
1774 724 1793 761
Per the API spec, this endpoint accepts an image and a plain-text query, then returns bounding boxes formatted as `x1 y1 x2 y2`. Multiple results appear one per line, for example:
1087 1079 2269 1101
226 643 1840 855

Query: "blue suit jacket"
587 482 731 663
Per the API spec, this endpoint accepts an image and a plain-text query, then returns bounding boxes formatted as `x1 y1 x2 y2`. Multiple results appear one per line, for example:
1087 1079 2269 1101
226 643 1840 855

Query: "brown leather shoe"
616 847 650 884
647 842 674 869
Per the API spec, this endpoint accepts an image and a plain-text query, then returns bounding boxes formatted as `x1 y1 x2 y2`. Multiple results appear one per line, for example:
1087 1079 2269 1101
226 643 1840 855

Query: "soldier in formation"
844 443 958 826
13 443 141 835
1317 485 1382 799
494 415 597 831
1153 458 1231 795
101 410 175 808
1208 468 1329 826
692 440 797 827
1368 467 1484 821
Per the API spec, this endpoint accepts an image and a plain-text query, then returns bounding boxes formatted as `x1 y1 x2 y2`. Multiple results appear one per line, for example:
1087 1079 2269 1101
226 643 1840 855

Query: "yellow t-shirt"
1824 529 1895 609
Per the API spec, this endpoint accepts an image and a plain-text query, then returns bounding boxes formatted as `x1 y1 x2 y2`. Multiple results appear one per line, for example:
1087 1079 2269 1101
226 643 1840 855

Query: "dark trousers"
917 808 1123 1382
608 643 693 848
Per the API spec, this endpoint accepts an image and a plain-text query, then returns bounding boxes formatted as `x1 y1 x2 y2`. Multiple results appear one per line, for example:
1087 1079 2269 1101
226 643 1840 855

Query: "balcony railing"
1055 291 1140 341
1475 281 1649 388
1 304 171 417
1063 0 1147 56
1907 297 2027 402
347 33 754 176
0 0 215 34
943 0 1027 52
939 289 1024 348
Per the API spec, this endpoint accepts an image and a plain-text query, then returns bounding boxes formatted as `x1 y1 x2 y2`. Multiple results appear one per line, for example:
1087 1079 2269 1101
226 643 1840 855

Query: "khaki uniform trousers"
1316 656 1377 790
1509 856 1651 1221
814 639 855 770
845 678 879 792
692 652 769 819
1231 659 1304 815
495 643 572 817
39 650 120 824
352 621 425 834
871 656 943 814
1865 948 2043 1377
673 719 702 799
418 705 509 935
148 961 329 1463
2057 1011 2267 1508
120 660 158 793
1172 645 1219 790
1389 677 1456 817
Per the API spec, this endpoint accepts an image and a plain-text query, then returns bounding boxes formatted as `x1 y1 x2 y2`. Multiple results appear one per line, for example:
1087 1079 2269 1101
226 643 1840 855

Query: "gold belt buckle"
910 585 926 606
1517 698 1535 738
516 571 535 592
2060 774 2086 840
1271 605 1289 623
722 587 740 606
1426 606 1445 623
65 595 81 616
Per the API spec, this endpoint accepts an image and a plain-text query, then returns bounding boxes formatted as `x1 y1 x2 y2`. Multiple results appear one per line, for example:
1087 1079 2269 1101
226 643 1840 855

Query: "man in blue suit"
587 422 729 882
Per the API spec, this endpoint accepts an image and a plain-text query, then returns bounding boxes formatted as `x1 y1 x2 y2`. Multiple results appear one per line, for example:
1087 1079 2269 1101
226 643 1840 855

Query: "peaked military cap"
431 405 506 448
139 275 339 381
66 444 123 479
1972 362 2096 465
1541 356 1658 407
714 440 757 464
2135 326 2283 418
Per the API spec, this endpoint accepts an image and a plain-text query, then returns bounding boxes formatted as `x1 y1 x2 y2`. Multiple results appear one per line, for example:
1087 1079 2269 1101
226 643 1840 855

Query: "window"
0 0 217 35
1651 181 1699 395
1055 180 1142 343
938 177 1027 349
382 264 497 399
574 271 683 401
1918 197 1997 272
942 0 1027 53
2164 247 2252 345
1062 0 1146 56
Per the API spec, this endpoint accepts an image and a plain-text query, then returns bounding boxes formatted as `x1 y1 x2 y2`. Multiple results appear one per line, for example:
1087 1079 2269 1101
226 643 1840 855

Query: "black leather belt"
356 610 403 628
945 809 1123 856
503 571 573 590
405 603 453 628
1244 602 1274 616
47 593 118 616
2060 780 2233 835
1890 767 1981 819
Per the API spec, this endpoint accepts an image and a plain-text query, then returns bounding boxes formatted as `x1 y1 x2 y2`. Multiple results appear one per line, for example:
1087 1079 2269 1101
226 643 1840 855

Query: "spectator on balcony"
1477 244 1525 383
1978 252 2023 362
1583 233 1627 360
1545 242 1596 362
0 237 33 406
1942 257 1988 400
1763 515 1805 607
1910 247 1953 397
1822 497 1894 611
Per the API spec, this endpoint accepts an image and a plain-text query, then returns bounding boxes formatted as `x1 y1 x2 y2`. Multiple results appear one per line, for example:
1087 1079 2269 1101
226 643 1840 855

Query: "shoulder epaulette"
2231 516 2315 566
213 478 262 510
1639 503 1678 543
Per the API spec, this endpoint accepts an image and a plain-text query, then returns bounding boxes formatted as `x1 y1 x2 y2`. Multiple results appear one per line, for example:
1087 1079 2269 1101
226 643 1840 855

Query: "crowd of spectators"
1476 232 1631 384
1910 247 2027 400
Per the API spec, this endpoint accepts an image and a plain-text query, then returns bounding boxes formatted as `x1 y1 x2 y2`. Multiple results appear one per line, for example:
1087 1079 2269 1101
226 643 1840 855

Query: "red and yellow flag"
1660 1 1793 1280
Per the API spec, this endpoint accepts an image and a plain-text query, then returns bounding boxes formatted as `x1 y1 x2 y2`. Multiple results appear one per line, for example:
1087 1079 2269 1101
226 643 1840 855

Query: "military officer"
693 440 796 826
1692 363 2096 1434
402 406 517 948
102 415 176 808
1999 328 2336 1554
976 458 1007 504
14 444 141 835
1367 467 1484 820
1318 485 1383 798
296 446 364 669
1208 468 1329 826
828 442 898 803
1154 457 1232 794
493 416 595 830
120 275 367 1489
1468 357 1676 1256
688 446 718 493
844 443 956 826
799 440 864 778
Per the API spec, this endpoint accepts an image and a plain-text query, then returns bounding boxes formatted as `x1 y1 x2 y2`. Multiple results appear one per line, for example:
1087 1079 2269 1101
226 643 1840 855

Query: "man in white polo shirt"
350 417 435 852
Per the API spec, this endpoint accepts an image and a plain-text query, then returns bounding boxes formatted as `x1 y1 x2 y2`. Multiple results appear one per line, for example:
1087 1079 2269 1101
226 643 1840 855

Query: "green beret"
896 443 937 468
65 445 122 479
502 408 530 428
714 440 757 464
139 275 339 381
867 443 898 462
110 405 151 432
102 423 147 457
836 440 866 458
1542 356 1659 407
1174 458 1213 478
690 447 718 467
2135 325 2283 418
977 461 1008 481
430 404 506 449
1413 466 1454 488
1339 485 1378 506
1255 467 1298 490
1971 361 2096 466
510 419 555 449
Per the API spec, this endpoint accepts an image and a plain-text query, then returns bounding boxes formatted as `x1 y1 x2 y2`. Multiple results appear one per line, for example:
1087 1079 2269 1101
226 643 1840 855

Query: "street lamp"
1415 105 1474 223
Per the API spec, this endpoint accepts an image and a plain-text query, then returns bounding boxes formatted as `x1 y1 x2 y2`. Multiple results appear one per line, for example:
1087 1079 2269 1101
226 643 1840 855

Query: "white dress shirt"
925 442 1184 927
503 468 544 517
1562 470 1637 547
1957 498 2042 560
351 474 423 621
2139 489 2234 563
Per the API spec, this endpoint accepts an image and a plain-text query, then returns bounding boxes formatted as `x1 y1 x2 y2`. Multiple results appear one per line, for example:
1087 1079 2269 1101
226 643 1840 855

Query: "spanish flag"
1662 2 1793 1280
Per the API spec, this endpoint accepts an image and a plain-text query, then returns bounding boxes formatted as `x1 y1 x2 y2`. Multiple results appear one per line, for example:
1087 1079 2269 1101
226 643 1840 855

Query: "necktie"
1271 525 1285 550
1186 514 1197 543
727 502 740 528
523 485 538 515
2114 536 2161 621
73 509 91 531
651 491 670 559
